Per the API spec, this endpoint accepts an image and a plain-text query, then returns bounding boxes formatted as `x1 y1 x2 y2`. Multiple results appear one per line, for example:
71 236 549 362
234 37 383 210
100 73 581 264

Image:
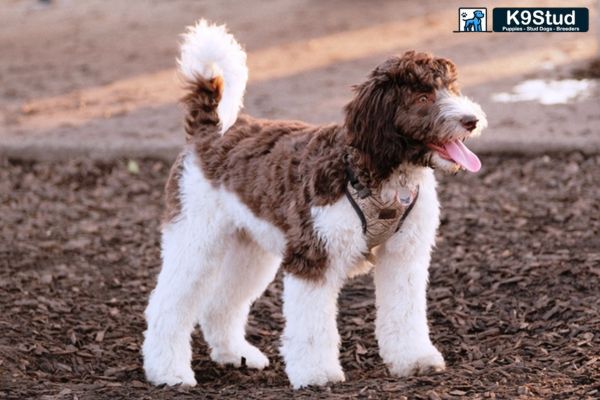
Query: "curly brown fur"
171 51 471 280
188 111 347 279
344 51 460 182
162 152 185 226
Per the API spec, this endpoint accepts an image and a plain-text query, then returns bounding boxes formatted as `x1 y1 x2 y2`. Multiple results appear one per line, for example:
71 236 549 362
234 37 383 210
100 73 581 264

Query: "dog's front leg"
281 269 345 389
374 171 445 377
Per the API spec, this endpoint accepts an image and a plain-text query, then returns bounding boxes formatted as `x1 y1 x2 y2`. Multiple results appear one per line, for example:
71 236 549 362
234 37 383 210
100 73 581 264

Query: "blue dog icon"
463 10 485 31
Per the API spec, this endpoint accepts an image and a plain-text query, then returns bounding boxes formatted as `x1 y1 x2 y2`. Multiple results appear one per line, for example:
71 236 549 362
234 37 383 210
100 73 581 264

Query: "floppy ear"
344 74 404 180
434 57 459 92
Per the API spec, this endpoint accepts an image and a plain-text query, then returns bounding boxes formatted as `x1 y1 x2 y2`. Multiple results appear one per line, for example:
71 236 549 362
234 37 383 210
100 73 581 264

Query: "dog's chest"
345 182 419 250
312 168 424 269
344 162 419 252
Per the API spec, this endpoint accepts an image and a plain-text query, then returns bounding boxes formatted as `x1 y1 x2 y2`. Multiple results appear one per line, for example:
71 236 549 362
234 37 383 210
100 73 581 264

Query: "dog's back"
175 20 351 277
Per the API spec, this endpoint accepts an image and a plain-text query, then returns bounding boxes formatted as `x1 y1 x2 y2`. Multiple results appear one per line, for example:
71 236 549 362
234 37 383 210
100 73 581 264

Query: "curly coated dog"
143 20 487 389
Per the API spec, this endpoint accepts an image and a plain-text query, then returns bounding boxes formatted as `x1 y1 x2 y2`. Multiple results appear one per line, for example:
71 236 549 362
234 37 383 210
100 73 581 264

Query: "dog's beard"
424 90 487 173
428 152 461 173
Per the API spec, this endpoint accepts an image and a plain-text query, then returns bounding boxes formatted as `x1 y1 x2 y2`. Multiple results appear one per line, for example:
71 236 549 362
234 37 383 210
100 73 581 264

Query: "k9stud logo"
456 8 490 32
492 8 589 32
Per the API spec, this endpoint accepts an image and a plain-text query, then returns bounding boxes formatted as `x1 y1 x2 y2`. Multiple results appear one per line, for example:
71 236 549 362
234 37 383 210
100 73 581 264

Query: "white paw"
145 367 197 387
211 342 269 369
287 363 345 389
386 345 445 377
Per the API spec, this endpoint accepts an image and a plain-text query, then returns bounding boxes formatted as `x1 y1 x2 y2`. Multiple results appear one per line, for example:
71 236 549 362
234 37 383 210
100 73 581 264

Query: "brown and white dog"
143 20 487 389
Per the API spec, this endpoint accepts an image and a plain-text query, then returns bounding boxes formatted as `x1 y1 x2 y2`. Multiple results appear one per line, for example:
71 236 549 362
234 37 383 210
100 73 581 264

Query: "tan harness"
344 169 419 250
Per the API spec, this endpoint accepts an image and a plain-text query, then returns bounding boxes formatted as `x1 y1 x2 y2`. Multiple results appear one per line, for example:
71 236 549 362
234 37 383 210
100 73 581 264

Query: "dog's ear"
434 57 459 93
435 57 457 79
344 72 404 180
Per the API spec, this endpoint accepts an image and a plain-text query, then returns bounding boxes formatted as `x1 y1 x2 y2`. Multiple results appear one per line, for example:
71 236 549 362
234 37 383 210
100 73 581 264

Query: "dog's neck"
384 162 424 189
343 122 430 185
345 145 429 192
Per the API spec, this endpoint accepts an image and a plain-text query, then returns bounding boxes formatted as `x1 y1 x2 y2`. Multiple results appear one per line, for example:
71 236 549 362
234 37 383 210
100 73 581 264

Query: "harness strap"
345 164 371 199
395 186 419 232
343 153 420 249
345 167 420 242
344 185 368 234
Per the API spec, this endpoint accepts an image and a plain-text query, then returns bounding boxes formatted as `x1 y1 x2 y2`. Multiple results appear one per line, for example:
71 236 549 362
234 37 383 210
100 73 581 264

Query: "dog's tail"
179 19 248 135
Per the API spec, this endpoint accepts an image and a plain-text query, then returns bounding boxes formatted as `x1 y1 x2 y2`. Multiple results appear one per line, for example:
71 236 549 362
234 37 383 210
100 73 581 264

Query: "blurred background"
0 0 598 159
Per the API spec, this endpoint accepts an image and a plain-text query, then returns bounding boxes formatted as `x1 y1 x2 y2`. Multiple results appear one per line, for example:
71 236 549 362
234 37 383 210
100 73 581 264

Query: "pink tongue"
444 140 481 172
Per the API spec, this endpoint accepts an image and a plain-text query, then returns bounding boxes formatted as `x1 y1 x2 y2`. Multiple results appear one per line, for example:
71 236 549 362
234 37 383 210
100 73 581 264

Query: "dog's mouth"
427 139 481 172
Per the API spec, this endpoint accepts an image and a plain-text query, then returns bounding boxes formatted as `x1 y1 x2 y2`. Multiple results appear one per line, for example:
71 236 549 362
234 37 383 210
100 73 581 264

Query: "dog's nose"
461 115 478 132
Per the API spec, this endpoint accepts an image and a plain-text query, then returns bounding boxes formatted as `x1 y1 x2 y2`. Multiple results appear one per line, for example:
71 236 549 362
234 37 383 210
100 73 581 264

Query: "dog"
463 10 485 31
142 20 487 389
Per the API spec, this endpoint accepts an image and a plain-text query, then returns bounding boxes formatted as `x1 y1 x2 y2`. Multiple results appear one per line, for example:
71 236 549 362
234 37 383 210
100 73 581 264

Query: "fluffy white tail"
179 19 248 134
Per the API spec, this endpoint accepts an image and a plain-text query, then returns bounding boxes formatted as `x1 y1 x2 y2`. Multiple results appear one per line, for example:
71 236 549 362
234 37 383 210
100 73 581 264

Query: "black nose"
461 115 478 132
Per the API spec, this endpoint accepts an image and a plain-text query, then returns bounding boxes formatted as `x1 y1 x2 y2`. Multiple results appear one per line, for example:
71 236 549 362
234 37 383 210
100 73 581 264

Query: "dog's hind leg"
143 153 227 387
197 230 280 369
143 218 227 386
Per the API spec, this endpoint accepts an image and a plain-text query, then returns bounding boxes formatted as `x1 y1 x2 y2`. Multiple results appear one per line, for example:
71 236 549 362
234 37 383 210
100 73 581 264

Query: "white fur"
179 20 248 133
436 89 488 139
374 168 446 376
143 154 447 388
283 166 447 387
143 150 284 386
281 270 346 388
292 167 446 386
430 152 461 173
429 90 488 171
280 198 369 388
198 234 279 370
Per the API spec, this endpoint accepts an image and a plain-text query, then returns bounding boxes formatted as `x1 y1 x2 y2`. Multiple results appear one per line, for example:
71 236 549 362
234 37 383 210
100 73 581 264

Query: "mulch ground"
1 153 599 400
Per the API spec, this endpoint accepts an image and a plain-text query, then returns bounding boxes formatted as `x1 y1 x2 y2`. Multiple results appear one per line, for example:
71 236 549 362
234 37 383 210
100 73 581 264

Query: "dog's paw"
145 367 197 387
211 342 269 369
386 345 445 377
287 363 345 389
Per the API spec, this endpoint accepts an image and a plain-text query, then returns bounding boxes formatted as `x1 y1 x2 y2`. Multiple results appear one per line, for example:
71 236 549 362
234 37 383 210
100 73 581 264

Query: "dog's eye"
419 95 429 103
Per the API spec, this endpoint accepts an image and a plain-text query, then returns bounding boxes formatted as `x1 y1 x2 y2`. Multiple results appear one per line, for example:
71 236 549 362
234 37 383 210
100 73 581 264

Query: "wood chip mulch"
1 153 598 399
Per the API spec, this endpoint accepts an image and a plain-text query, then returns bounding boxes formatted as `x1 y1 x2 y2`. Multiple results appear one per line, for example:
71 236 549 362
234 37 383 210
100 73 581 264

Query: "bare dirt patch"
2 0 598 159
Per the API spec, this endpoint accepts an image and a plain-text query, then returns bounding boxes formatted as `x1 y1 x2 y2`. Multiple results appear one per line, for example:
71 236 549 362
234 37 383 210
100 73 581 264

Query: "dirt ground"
1 154 598 399
0 0 598 158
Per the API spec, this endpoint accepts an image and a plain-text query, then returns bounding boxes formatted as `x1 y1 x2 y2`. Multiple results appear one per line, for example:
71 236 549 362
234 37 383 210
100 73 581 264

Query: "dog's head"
474 10 485 18
344 51 487 179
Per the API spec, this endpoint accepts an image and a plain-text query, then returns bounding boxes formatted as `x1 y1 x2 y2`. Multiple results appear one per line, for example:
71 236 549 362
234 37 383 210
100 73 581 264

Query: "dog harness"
345 168 419 251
